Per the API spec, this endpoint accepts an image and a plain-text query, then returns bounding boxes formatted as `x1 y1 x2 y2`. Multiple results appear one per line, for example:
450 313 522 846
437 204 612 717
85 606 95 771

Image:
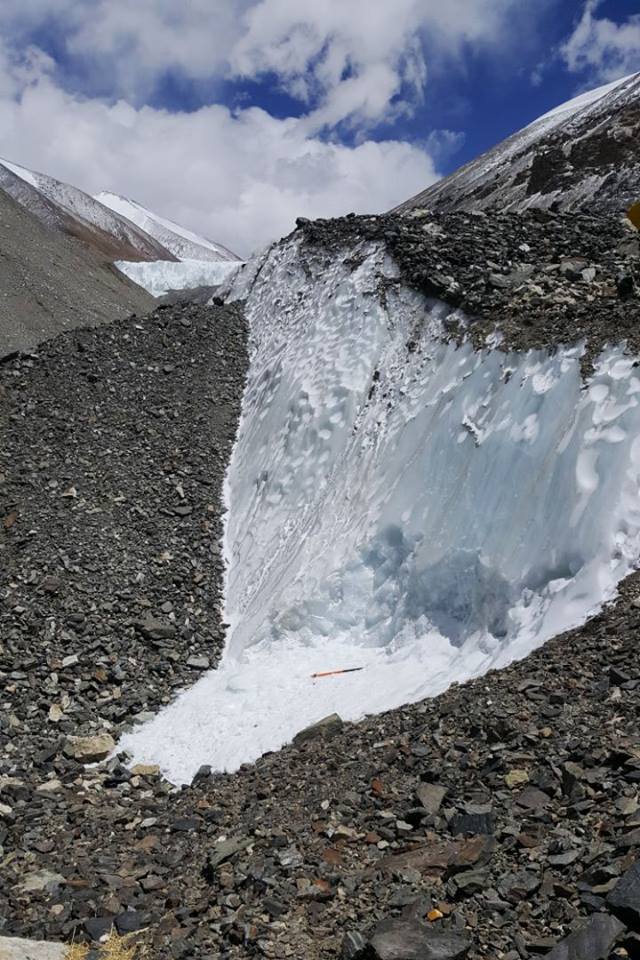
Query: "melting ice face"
122 241 640 782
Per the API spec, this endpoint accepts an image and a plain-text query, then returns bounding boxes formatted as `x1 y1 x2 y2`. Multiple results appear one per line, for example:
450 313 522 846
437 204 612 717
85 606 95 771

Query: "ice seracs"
122 237 640 782
114 259 241 298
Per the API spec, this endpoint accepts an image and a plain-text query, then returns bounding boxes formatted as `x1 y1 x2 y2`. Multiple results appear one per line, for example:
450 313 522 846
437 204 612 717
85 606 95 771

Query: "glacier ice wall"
122 239 640 781
115 258 241 298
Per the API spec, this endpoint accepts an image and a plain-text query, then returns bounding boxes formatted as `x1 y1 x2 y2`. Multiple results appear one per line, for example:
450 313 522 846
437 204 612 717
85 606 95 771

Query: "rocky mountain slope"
396 71 640 217
0 159 174 263
0 186 155 356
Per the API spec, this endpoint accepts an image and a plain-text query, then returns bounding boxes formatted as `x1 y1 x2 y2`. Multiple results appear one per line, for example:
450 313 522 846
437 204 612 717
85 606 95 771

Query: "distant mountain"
395 72 640 217
0 159 174 263
0 185 154 356
95 192 240 262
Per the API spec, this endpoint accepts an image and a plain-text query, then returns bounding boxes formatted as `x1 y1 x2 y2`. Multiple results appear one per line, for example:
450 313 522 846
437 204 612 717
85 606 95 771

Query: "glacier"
122 238 640 782
114 258 241 298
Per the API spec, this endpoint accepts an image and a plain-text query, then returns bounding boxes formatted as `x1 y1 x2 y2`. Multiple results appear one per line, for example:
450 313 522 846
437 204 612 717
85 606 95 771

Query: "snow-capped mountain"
0 185 154 356
95 192 240 263
396 71 640 216
0 155 241 300
0 158 174 262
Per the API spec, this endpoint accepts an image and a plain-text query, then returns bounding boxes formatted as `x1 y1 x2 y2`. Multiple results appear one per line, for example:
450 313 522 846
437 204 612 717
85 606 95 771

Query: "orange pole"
311 667 363 678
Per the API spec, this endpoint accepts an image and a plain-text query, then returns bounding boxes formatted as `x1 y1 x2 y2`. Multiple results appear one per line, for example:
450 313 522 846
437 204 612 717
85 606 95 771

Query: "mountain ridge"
0 158 175 263
0 184 155 356
95 191 240 263
395 71 640 217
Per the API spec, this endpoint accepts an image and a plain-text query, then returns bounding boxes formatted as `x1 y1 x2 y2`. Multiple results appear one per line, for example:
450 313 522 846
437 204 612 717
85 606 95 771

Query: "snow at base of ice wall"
115 258 241 298
122 238 640 782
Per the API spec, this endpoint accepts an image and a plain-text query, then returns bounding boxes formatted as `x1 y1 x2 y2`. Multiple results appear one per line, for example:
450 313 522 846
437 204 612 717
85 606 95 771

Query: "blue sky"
0 0 638 255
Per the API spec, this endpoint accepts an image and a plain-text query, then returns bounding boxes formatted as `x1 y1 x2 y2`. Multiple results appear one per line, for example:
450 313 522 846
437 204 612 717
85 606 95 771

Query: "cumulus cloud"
0 0 554 255
561 0 640 84
0 63 437 256
1 0 546 125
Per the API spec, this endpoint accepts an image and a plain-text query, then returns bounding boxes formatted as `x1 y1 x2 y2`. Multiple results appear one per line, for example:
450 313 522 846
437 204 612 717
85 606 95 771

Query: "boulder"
545 914 626 960
366 918 470 960
63 733 115 763
293 713 343 745
0 937 65 960
608 860 640 928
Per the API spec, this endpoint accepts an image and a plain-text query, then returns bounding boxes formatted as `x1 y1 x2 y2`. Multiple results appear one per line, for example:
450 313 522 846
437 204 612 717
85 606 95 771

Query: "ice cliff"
123 237 640 781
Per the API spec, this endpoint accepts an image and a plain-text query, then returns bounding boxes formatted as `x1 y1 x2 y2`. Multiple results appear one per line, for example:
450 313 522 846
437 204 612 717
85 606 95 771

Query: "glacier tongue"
122 239 640 782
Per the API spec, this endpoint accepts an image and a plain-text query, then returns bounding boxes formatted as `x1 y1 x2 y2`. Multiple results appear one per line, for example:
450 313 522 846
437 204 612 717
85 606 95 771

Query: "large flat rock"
0 937 65 960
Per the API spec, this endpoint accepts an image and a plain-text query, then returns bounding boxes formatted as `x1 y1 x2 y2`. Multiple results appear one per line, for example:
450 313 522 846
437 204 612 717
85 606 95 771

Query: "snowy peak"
0 158 174 263
95 192 240 263
396 71 640 217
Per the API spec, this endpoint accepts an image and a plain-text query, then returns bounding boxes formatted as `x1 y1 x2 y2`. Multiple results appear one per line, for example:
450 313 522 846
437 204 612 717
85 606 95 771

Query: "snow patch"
115 259 241 298
122 241 640 782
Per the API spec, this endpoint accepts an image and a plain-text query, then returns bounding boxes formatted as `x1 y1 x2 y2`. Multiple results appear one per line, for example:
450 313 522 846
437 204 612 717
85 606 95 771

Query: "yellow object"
427 909 444 922
65 932 139 960
628 202 640 230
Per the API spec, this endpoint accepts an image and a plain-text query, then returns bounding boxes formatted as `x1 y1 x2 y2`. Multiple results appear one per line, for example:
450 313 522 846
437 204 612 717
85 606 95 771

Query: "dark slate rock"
545 913 626 960
608 861 640 929
449 808 495 836
114 911 145 935
341 931 368 959
365 917 470 960
293 713 344 745
84 916 114 942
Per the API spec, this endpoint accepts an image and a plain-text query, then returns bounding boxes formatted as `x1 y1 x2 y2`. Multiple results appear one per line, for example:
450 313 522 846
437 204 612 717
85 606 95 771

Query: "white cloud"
0 63 437 256
561 0 640 83
1 0 548 127
0 1 556 256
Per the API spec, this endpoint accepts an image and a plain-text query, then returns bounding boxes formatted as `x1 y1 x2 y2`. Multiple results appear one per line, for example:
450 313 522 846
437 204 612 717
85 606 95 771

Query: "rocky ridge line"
295 209 639 370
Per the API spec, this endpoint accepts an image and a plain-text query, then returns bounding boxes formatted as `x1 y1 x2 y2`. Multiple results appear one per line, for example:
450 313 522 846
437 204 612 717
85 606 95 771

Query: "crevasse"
122 239 640 782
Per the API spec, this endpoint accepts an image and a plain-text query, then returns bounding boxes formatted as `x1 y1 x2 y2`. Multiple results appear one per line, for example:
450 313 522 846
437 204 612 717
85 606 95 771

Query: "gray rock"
19 870 65 895
63 732 115 763
186 655 210 670
0 937 66 960
207 836 252 870
545 913 626 960
366 918 470 960
135 616 177 641
416 783 447 815
293 713 343 745
608 860 640 928
559 258 589 281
